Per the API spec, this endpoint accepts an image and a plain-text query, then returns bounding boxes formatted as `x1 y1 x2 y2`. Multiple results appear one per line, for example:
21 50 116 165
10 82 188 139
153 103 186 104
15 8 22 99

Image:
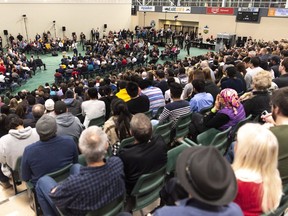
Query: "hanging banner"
162 6 191 13
268 8 288 17
139 6 155 12
206 7 234 15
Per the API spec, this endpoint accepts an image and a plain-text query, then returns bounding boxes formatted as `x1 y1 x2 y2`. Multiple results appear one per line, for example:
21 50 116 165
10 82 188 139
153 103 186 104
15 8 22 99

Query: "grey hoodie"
0 127 39 169
63 98 82 116
56 112 83 140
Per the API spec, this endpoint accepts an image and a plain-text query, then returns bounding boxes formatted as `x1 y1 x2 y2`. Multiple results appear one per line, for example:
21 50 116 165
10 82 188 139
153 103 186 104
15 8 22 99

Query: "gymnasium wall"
0 1 286 44
132 11 287 41
0 0 131 44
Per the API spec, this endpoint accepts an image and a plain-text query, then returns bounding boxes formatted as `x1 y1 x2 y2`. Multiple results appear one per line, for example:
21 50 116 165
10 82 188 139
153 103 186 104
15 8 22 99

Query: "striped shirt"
158 100 191 128
142 86 165 115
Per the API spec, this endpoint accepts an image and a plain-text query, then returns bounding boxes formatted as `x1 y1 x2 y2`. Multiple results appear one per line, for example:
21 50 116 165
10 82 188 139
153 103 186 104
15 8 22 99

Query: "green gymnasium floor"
13 47 212 93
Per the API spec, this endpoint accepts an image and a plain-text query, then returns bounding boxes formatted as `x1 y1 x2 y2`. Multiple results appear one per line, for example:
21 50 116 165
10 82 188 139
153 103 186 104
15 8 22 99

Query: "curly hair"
252 70 272 91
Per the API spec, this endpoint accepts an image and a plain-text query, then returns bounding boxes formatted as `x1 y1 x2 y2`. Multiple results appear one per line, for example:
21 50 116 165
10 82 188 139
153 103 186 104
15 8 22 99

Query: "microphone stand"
23 16 29 41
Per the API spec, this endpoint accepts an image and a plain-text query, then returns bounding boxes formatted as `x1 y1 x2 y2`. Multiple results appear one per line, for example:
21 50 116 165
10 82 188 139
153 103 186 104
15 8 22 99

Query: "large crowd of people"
1 26 288 216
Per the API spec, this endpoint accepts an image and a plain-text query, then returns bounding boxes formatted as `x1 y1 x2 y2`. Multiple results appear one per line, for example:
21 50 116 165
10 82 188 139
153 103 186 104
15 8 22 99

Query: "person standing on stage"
185 33 191 56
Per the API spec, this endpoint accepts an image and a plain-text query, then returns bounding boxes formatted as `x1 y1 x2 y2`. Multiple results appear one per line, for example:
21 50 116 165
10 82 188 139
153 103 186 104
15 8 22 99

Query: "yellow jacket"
116 89 131 102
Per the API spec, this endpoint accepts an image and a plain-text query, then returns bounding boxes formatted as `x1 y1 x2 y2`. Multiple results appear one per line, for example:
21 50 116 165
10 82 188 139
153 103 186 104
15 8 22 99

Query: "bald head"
32 104 45 119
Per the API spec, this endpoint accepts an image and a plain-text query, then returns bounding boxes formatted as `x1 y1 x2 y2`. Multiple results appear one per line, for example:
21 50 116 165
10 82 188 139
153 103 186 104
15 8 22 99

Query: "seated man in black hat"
155 146 243 216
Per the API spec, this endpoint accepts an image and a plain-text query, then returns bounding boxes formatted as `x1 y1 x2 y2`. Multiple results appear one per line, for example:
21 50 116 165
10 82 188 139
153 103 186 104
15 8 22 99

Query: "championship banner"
162 6 191 13
139 6 155 12
206 7 234 15
268 8 288 17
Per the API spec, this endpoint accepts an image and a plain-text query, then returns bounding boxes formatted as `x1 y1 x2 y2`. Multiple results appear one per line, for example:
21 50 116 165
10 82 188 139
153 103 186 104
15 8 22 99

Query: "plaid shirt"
49 157 125 216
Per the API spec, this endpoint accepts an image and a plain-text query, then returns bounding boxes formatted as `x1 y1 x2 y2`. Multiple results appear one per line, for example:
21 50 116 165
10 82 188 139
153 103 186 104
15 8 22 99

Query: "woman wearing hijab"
189 88 246 141
203 88 246 131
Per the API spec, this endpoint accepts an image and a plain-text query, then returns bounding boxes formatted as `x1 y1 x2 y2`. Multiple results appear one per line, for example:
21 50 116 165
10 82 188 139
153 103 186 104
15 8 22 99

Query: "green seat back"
26 181 42 216
231 114 253 140
199 104 213 115
88 115 105 127
47 164 73 183
196 128 221 146
153 121 173 145
174 113 192 139
78 154 87 166
261 183 288 216
76 113 85 124
86 195 125 216
144 110 153 120
58 195 124 216
262 196 288 216
155 106 164 119
119 136 135 152
167 143 190 174
131 166 166 212
8 156 22 194
183 138 201 147
211 127 232 154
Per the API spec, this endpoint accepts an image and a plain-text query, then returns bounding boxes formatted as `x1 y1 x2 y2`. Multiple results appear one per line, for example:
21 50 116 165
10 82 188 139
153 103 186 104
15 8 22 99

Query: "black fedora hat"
176 146 237 206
